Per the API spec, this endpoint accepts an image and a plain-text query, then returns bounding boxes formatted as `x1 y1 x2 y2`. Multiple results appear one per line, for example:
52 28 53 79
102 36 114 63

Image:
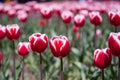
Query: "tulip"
6 24 20 80
96 29 101 37
72 25 79 33
74 14 86 27
8 9 16 18
108 11 120 27
89 11 102 26
18 42 30 56
29 33 48 53
38 19 46 26
40 7 53 19
0 25 6 40
29 33 48 80
6 24 20 40
61 11 73 24
94 48 112 80
17 13 28 23
17 42 30 80
49 35 70 80
89 11 102 49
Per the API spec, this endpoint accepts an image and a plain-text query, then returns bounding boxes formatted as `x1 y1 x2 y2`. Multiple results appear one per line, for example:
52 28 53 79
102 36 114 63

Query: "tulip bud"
89 11 102 26
29 33 48 53
6 24 20 40
18 42 30 56
49 35 70 57
94 48 112 69
72 25 79 32
61 11 73 24
74 14 86 27
108 32 120 56
38 19 46 26
40 7 53 19
75 32 80 39
108 11 120 27
96 29 101 37
0 25 6 39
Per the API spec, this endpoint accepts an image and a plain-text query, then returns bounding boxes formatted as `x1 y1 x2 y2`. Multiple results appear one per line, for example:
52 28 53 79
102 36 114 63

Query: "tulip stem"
65 24 69 37
118 57 120 80
101 69 104 80
12 40 16 80
93 27 97 50
39 53 43 80
22 57 25 80
60 58 64 80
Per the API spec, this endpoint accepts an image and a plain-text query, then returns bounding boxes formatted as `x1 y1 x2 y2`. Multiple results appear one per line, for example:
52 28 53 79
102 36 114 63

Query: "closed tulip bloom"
94 48 112 69
8 9 16 18
74 14 86 27
72 25 79 32
108 32 120 56
29 33 48 53
18 42 30 56
89 11 102 26
108 11 120 27
0 25 6 39
17 13 28 23
6 24 20 40
49 35 70 57
61 11 73 24
40 7 53 19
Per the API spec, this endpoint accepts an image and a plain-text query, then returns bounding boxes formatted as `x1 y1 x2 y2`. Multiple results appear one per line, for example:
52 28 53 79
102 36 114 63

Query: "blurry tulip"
18 42 30 56
89 11 102 26
94 48 112 69
96 29 101 37
0 25 6 39
74 14 86 27
29 33 48 53
108 11 120 27
40 7 53 19
75 32 80 40
108 32 120 56
79 10 88 17
72 25 79 32
38 19 46 26
18 13 28 23
6 24 20 40
49 35 70 57
8 9 16 18
61 11 73 24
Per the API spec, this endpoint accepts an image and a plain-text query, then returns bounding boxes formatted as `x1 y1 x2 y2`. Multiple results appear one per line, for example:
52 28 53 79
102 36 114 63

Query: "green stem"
102 69 104 80
12 40 16 80
39 53 43 80
118 57 120 80
22 57 25 80
60 58 64 80
93 27 97 50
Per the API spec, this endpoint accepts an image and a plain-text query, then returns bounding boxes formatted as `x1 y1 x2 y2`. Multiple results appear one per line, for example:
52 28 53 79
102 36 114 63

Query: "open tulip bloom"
49 35 70 80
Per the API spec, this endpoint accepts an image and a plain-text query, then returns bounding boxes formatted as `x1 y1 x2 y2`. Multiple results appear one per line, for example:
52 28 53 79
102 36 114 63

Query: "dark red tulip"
94 48 112 69
49 35 70 57
72 25 79 32
17 13 28 23
89 11 102 26
108 11 120 27
74 14 86 27
38 19 46 26
0 25 6 39
18 42 30 56
8 9 16 18
29 33 48 53
6 24 20 40
61 11 73 24
0 5 4 13
40 7 53 19
108 32 120 56
3 5 12 14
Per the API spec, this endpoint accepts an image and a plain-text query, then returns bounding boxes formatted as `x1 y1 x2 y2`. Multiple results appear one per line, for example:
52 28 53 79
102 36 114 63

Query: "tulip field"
0 1 120 80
